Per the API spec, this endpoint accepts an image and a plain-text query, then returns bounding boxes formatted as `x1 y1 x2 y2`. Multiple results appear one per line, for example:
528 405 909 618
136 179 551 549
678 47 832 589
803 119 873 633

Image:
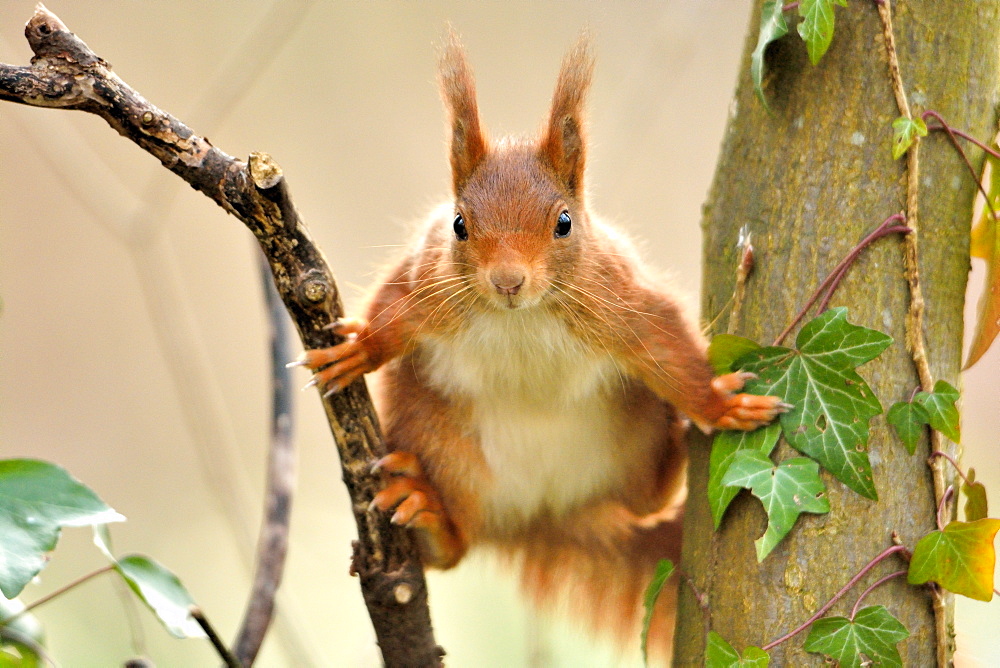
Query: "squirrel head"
438 29 595 311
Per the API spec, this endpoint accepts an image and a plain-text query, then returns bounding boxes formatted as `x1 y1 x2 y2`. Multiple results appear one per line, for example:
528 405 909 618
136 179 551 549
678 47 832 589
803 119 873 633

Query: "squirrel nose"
490 267 525 296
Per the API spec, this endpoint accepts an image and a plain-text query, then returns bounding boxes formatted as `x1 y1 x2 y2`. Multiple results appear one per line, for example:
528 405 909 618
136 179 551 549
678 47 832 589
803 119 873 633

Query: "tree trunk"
675 2 999 665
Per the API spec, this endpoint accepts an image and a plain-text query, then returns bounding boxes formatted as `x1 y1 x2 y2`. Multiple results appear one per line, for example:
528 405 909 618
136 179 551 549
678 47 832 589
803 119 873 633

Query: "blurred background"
0 1 996 665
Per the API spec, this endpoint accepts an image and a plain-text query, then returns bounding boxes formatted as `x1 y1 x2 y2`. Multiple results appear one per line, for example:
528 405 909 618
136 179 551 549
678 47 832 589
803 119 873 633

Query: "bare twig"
191 607 242 668
0 6 440 666
232 253 298 666
726 226 754 335
850 570 908 620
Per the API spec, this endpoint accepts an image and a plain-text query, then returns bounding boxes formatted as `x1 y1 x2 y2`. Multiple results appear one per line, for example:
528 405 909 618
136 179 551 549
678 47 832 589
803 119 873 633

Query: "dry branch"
232 254 297 666
0 6 441 666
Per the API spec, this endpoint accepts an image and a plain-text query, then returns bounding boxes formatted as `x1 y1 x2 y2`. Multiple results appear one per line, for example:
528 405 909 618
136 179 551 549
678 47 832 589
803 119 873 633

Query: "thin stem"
924 111 1000 160
922 110 999 224
929 451 973 487
191 606 242 668
0 564 116 628
850 570 908 620
782 2 800 11
772 215 908 346
678 567 711 640
760 544 907 651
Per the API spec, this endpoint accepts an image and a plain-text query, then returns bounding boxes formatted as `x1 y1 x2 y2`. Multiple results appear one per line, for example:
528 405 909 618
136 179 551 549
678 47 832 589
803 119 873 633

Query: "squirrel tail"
499 503 684 665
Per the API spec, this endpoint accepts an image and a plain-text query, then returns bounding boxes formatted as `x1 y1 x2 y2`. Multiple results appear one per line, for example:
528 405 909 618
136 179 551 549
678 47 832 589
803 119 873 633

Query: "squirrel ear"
439 28 488 195
540 33 594 198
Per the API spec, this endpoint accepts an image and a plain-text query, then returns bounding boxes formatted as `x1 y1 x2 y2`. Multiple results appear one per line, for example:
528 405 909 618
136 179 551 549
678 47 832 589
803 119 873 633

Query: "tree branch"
232 253 298 666
0 5 440 666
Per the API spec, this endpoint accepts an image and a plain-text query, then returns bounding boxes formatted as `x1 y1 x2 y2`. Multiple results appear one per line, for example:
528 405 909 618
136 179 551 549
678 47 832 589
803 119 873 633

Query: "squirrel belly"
401 297 685 533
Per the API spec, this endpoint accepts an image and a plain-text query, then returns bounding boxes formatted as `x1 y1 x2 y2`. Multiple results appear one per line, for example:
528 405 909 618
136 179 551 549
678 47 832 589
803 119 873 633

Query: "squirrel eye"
554 210 572 239
453 212 468 241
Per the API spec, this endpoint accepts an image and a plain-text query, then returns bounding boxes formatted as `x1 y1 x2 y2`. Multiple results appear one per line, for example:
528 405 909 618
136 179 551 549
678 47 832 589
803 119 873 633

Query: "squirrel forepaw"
703 371 788 432
291 318 378 394
370 452 466 568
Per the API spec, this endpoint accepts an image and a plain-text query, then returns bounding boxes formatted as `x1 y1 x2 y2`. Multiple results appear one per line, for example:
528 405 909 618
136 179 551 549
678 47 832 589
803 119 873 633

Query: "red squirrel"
297 32 783 660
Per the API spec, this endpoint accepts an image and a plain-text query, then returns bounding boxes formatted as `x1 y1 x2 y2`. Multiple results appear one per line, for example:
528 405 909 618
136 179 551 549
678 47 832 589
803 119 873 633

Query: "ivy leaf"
798 0 848 65
705 631 770 667
914 380 960 443
737 308 892 500
708 334 762 376
891 116 928 160
886 400 930 455
641 559 674 666
116 555 206 638
962 468 989 522
908 518 1000 601
93 527 204 639
803 605 909 668
966 150 1000 369
750 1 789 106
0 459 125 599
708 422 781 528
721 451 830 561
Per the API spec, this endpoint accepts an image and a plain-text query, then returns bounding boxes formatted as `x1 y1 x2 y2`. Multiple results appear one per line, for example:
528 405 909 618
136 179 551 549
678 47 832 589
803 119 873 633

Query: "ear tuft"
540 32 595 198
439 27 488 195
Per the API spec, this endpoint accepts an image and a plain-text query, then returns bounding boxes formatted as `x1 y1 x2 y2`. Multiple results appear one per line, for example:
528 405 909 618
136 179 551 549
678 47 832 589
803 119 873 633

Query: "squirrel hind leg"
371 452 468 569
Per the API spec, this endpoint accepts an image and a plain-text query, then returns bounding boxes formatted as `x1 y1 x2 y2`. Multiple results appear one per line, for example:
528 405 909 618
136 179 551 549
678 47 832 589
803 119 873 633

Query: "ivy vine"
644 1 1000 666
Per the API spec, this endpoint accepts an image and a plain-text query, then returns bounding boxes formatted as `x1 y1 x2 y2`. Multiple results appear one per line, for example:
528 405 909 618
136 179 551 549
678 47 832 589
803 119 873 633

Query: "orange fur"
302 32 783 663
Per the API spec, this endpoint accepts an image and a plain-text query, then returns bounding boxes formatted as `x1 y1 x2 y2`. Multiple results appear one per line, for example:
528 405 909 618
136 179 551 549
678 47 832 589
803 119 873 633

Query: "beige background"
0 1 996 666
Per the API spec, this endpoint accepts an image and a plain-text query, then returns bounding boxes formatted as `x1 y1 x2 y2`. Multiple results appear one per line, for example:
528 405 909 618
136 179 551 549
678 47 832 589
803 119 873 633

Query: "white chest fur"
421 308 628 523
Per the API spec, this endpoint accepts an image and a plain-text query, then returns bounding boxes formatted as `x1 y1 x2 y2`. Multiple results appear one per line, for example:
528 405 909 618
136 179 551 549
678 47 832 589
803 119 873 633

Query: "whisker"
551 279 681 395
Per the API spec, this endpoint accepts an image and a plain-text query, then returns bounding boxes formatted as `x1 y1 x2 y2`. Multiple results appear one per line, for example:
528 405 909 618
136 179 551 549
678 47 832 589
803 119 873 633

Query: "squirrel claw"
292 325 378 392
708 371 785 432
370 451 465 568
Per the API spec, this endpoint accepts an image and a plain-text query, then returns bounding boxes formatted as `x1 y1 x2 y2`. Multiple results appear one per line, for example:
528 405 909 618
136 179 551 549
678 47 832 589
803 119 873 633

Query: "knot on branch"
26 4 103 67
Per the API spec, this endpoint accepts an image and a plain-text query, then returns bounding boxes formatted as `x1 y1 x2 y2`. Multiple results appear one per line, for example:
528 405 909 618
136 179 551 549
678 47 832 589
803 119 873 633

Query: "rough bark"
0 7 441 666
675 2 999 665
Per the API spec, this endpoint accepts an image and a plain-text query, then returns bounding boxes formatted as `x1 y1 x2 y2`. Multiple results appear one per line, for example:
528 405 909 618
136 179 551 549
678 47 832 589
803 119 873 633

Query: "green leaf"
0 640 41 668
737 308 891 499
962 468 989 522
641 559 674 666
0 459 124 599
721 451 830 561
705 631 770 667
0 597 44 668
115 555 205 639
886 400 930 455
750 1 789 106
914 380 960 443
908 518 1000 601
708 422 781 528
891 116 928 160
798 0 847 65
708 334 762 375
804 605 909 667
